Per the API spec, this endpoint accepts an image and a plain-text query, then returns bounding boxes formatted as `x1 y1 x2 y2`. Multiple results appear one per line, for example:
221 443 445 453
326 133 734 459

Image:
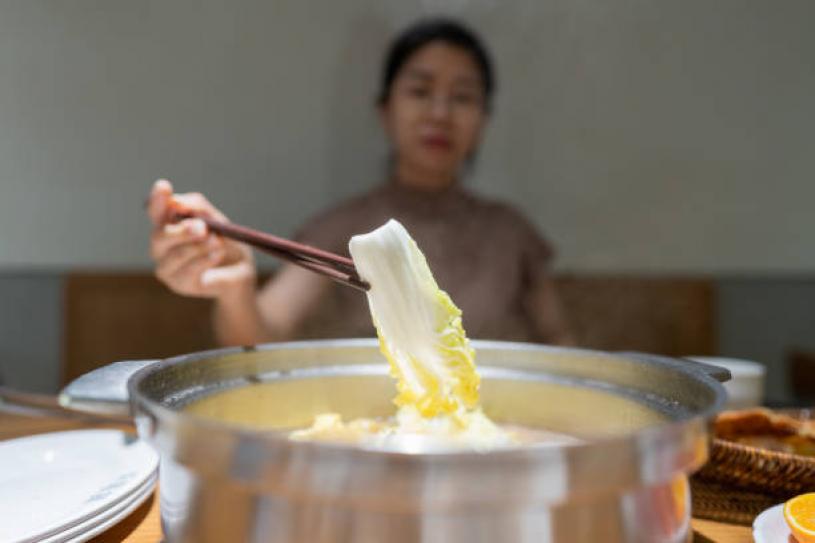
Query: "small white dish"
0 429 158 543
753 503 795 543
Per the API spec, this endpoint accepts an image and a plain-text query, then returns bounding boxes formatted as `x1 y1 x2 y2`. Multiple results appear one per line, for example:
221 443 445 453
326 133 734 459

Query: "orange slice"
784 493 815 543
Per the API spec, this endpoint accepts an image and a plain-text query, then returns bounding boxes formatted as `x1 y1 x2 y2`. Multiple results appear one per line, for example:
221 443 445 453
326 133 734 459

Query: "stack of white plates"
0 429 158 543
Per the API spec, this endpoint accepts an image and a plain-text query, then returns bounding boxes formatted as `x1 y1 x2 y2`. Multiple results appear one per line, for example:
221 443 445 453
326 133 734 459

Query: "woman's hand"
147 179 256 299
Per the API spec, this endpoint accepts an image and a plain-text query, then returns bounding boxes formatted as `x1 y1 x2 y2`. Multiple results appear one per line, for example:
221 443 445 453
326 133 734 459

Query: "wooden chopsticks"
168 209 370 292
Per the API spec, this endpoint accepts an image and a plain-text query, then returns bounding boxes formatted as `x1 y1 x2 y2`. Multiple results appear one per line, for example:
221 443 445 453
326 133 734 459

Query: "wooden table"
1 412 753 543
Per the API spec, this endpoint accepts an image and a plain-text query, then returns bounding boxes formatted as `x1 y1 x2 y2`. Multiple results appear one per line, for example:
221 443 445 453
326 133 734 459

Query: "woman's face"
381 42 487 188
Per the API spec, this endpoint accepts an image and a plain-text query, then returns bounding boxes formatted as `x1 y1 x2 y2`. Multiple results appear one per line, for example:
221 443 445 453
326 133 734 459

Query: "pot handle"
621 352 732 383
58 360 157 418
678 357 732 383
0 386 132 424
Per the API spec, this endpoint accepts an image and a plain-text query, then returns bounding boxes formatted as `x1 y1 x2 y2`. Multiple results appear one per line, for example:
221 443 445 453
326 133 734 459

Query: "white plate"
46 473 157 543
0 429 158 543
753 503 796 543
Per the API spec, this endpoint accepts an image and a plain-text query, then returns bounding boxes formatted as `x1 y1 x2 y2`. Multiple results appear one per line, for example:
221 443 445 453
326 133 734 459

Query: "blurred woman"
147 18 574 346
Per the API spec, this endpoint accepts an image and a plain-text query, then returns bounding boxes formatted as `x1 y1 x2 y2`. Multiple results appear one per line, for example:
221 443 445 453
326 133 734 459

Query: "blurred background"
1 0 813 404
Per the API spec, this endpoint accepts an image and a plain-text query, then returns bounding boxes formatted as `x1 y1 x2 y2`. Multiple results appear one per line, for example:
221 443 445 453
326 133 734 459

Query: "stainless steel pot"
60 339 729 543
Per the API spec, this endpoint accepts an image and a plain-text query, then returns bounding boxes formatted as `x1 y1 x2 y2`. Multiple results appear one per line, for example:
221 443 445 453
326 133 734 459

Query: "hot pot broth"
183 371 669 444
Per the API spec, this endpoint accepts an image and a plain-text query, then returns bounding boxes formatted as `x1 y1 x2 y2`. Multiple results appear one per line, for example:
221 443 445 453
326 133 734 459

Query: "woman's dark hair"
377 18 496 111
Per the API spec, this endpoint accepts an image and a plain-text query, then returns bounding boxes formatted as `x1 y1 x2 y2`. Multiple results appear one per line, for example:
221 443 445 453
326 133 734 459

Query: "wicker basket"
691 410 815 524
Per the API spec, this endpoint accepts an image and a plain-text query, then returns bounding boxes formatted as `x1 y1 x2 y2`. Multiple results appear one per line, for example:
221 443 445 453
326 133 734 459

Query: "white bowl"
688 356 766 409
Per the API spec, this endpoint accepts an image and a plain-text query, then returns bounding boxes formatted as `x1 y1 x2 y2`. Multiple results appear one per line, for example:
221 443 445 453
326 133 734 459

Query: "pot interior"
136 340 722 440
183 371 667 438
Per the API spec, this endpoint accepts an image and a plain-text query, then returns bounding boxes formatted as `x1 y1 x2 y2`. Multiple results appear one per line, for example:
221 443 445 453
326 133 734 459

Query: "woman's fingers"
150 218 208 261
160 253 224 297
173 192 229 222
147 180 228 226
161 250 253 298
155 237 223 282
147 179 173 225
200 259 255 291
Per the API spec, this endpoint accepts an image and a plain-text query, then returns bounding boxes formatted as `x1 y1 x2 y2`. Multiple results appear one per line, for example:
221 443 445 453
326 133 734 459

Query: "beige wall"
1 0 813 272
